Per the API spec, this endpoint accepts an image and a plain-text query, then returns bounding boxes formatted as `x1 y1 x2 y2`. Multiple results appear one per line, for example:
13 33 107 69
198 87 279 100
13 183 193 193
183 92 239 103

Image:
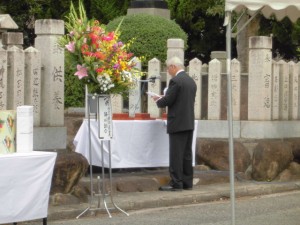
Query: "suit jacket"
156 71 197 134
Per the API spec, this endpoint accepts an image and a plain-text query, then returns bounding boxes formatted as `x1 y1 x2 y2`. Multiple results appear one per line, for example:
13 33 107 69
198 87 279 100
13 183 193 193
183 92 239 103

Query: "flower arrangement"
60 1 142 96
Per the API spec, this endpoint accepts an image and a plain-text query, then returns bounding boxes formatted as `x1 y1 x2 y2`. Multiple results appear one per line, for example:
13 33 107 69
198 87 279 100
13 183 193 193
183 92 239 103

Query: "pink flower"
65 42 75 53
69 31 75 37
103 32 114 41
74 65 88 79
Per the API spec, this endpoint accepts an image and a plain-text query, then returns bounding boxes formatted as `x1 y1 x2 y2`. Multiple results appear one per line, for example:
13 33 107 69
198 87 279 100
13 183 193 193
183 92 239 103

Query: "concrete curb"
47 181 300 221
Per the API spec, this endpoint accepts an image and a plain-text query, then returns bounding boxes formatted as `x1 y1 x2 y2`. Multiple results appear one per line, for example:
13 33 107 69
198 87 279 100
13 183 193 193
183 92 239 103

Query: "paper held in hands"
146 91 162 100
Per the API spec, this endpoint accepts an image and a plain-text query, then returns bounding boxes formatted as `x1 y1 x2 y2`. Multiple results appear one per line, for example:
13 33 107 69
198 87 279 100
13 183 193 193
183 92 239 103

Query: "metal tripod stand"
76 94 129 219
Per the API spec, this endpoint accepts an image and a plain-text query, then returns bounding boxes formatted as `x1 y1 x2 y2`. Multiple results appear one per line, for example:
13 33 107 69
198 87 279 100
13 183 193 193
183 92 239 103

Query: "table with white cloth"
74 119 198 168
0 151 57 224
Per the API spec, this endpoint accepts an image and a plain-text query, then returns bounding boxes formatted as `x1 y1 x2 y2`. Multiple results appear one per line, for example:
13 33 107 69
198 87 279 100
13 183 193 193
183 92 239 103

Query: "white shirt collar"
175 69 184 76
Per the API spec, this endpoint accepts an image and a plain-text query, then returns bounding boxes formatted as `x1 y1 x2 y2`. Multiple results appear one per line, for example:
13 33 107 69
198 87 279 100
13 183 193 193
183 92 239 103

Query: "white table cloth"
74 119 198 168
0 151 57 224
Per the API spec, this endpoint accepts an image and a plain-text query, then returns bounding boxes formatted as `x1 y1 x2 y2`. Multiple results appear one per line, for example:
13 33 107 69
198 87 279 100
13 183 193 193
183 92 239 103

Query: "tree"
166 0 226 63
89 0 130 24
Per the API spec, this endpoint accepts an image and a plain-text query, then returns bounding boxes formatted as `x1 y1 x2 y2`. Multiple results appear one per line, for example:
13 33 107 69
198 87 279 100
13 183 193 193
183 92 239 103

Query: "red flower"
96 67 104 73
93 52 105 60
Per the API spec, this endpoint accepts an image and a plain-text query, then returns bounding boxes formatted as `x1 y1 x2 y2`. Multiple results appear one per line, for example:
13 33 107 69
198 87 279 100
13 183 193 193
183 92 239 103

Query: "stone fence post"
279 60 289 120
167 38 184 83
0 48 7 109
129 58 142 117
288 61 299 120
189 58 202 120
34 19 66 150
208 59 222 120
7 46 24 109
35 19 64 126
147 58 162 118
248 36 272 120
24 47 41 126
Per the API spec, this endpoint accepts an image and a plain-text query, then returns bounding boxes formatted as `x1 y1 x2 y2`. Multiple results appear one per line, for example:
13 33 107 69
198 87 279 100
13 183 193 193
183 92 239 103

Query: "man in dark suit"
151 56 197 191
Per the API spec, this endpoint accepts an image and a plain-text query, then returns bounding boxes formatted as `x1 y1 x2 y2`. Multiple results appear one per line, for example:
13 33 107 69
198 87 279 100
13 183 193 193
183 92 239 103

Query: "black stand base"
13 217 47 225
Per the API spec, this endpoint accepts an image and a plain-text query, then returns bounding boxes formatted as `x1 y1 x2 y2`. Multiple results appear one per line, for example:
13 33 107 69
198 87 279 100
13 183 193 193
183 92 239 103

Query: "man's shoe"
183 187 193 190
158 185 182 191
183 185 193 190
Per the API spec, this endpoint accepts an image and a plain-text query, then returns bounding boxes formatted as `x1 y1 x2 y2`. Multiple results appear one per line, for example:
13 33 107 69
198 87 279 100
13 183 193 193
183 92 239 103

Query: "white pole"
225 11 236 225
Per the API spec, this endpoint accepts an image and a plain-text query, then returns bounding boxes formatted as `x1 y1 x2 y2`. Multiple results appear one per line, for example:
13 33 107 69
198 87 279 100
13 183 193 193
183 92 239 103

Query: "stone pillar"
7 46 24 109
0 14 19 48
272 61 280 120
127 0 170 19
148 58 162 118
231 59 241 120
189 58 202 120
24 47 41 126
210 51 226 74
279 60 289 120
208 59 222 120
298 62 300 118
34 19 64 126
129 59 142 117
2 32 23 49
248 36 272 120
167 38 184 83
111 94 123 114
288 61 299 120
167 38 184 63
0 48 8 109
34 19 66 150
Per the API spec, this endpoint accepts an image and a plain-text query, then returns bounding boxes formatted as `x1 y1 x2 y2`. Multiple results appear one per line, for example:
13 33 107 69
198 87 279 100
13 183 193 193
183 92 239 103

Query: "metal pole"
76 94 93 219
88 96 94 207
225 11 236 225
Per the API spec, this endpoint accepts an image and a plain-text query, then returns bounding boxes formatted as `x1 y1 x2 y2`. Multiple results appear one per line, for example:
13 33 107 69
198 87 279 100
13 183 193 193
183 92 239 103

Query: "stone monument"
127 0 170 19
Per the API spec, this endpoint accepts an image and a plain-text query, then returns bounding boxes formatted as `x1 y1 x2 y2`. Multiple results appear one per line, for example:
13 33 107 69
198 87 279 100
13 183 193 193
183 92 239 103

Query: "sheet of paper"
146 91 161 98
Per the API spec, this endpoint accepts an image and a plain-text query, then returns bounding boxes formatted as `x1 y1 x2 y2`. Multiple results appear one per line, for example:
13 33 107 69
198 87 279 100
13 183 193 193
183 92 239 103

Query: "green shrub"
64 69 85 108
106 14 188 67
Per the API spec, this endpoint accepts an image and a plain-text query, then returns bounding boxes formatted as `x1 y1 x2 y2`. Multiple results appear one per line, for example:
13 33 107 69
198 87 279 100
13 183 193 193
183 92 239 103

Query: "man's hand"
151 95 162 102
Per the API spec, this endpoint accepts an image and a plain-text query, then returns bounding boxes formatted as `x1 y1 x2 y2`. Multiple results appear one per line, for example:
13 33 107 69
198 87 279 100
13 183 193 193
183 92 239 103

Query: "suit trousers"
168 130 194 188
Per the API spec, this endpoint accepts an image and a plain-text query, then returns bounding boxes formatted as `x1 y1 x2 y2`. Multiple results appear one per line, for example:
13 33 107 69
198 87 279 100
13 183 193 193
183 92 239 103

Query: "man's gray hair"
166 56 184 69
